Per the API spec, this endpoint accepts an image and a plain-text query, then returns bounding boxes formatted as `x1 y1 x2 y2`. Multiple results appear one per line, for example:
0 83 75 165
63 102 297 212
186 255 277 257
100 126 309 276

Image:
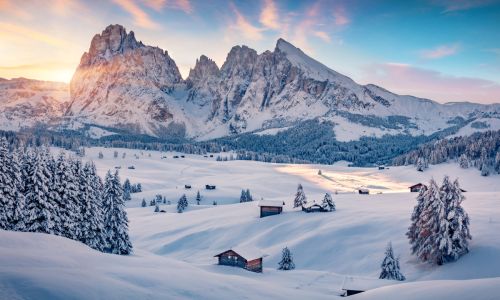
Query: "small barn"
409 183 427 193
358 188 369 195
184 185 191 189
378 165 385 170
258 200 284 218
205 185 216 190
214 246 266 273
341 276 399 297
302 202 328 213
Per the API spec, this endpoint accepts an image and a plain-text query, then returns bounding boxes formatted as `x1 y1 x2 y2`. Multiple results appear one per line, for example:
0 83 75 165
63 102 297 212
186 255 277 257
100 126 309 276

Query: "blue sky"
0 0 499 103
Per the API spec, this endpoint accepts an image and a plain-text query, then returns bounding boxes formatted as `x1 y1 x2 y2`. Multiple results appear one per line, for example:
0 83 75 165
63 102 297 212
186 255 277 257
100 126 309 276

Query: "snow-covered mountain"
2 24 500 140
0 77 69 131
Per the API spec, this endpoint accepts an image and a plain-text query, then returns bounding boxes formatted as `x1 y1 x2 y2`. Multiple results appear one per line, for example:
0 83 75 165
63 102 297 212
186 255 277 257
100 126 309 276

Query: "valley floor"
1 147 500 299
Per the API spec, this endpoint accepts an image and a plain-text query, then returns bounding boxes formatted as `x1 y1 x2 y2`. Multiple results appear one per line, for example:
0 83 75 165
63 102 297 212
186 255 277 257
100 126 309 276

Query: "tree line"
0 138 132 255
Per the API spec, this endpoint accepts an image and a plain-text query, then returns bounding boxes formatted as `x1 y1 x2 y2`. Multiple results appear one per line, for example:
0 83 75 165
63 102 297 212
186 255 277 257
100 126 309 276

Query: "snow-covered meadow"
1 147 500 299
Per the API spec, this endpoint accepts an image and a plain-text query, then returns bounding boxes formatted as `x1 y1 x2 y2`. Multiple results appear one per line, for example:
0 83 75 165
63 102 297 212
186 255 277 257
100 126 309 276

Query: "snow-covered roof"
303 201 322 208
358 188 369 192
215 246 267 261
258 200 284 207
341 276 399 291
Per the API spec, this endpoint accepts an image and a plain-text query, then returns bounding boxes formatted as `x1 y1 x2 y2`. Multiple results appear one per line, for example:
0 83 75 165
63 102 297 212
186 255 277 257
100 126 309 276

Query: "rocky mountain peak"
220 45 258 77
187 55 219 83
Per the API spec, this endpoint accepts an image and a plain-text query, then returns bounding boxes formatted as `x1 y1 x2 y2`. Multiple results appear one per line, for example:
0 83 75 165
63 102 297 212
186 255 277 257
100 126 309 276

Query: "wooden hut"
205 185 216 190
358 188 369 195
258 200 284 218
409 183 427 193
214 246 266 273
341 276 399 297
184 184 191 189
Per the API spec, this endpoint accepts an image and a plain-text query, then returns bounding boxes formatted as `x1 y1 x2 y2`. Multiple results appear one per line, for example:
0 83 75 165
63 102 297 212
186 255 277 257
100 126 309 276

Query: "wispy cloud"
0 22 69 47
113 0 159 29
229 3 264 41
142 0 192 13
432 0 497 13
313 31 331 43
361 62 500 103
421 43 460 59
259 0 280 30
333 6 349 26
0 0 31 19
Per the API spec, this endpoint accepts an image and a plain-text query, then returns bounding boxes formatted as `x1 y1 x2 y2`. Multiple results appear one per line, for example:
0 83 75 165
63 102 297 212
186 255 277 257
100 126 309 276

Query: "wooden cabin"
378 165 385 170
409 183 427 193
302 202 328 213
258 200 284 218
184 185 191 189
341 276 399 297
173 155 179 158
205 185 216 190
358 188 369 195
214 247 266 273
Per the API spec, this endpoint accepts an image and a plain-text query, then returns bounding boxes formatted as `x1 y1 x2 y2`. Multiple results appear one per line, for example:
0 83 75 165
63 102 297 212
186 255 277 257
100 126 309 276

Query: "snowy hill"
2 147 500 299
0 78 69 131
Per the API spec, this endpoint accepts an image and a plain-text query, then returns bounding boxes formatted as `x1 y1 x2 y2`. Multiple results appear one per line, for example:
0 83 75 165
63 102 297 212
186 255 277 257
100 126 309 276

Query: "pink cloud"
333 6 349 26
313 31 331 43
432 0 497 13
360 63 500 104
259 0 280 30
113 0 159 29
421 44 460 59
229 4 264 41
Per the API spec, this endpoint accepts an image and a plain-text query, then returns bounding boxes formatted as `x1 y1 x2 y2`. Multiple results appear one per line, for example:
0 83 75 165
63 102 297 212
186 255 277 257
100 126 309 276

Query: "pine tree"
416 157 427 172
9 150 25 231
459 154 469 169
415 179 451 265
177 194 188 213
154 205 160 212
293 184 307 208
98 151 104 159
123 179 132 201
0 138 17 229
277 247 295 270
379 242 405 281
321 193 335 211
79 162 106 251
23 149 55 234
245 189 253 202
196 191 201 205
141 199 147 207
102 171 132 255
53 153 80 238
407 186 427 255
136 183 142 192
239 190 247 203
442 178 471 262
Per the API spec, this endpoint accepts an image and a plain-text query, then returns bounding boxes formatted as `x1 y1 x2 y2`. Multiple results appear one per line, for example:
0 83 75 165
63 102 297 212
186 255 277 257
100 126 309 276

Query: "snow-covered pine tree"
53 153 80 238
379 242 405 281
277 247 295 270
136 183 142 192
481 163 490 176
459 154 469 169
293 184 307 208
443 178 471 262
23 148 55 234
416 157 427 172
415 179 451 265
141 199 147 207
79 162 106 251
102 170 132 255
240 189 247 203
245 189 253 202
321 193 335 212
9 149 25 231
154 204 160 212
123 178 131 201
177 194 188 213
196 191 201 205
407 185 427 255
0 137 16 230
98 151 104 159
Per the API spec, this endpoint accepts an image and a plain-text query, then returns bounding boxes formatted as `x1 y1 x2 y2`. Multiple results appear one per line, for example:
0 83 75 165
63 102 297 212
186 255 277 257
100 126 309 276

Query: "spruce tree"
79 162 106 251
245 189 252 202
379 242 405 281
23 149 55 234
0 138 16 229
196 191 201 205
177 194 188 213
407 186 427 255
9 150 25 231
240 190 247 203
293 184 307 208
141 199 147 207
123 179 132 201
53 153 79 238
102 171 132 255
321 193 335 211
154 205 160 212
278 247 295 270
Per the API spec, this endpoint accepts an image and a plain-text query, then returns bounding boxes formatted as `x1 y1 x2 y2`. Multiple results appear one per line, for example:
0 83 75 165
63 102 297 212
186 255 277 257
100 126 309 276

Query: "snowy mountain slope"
2 147 500 299
0 78 69 131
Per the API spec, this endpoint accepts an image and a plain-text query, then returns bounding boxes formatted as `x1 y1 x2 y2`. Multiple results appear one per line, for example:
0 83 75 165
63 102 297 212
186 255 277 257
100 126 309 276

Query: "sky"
1 0 500 104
